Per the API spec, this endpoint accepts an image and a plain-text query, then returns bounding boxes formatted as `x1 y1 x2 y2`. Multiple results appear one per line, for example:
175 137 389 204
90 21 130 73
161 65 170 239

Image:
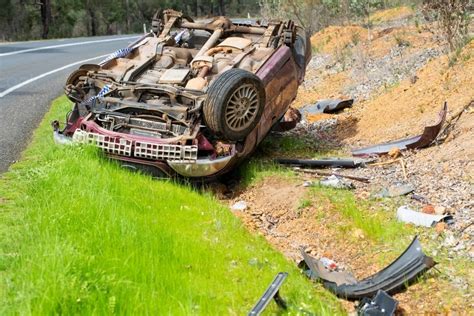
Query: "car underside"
54 9 310 178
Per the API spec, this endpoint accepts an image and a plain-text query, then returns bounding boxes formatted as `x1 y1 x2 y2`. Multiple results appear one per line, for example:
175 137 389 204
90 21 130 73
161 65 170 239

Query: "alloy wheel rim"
225 84 259 132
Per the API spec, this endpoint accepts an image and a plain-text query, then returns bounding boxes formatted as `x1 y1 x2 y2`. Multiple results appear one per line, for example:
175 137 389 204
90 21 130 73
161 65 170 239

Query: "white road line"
0 36 137 57
0 54 109 98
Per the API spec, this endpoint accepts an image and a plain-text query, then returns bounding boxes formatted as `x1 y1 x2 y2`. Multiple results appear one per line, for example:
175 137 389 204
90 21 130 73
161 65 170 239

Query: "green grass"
237 160 295 187
313 188 411 243
258 134 340 159
0 97 344 315
238 154 412 245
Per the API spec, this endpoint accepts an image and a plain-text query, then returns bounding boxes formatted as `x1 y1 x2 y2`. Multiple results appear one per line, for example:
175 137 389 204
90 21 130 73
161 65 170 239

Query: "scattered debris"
275 157 365 168
320 175 355 189
302 180 314 187
295 168 370 183
434 206 446 215
388 147 401 159
436 100 473 142
435 222 447 233
368 159 399 167
300 236 436 299
410 194 429 204
352 103 447 156
248 272 288 315
396 205 453 227
273 107 302 132
399 158 407 180
301 99 354 115
422 204 435 214
375 183 415 198
357 290 398 316
231 201 248 212
320 257 338 271
52 121 74 145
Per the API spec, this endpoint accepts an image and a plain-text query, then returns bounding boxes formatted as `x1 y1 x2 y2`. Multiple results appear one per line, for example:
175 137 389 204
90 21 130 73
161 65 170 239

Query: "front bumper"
54 128 235 178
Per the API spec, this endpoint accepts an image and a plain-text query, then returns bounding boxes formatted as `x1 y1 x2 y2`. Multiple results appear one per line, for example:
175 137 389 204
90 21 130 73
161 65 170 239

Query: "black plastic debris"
275 158 364 168
300 236 435 299
302 99 354 114
357 290 398 316
248 272 288 316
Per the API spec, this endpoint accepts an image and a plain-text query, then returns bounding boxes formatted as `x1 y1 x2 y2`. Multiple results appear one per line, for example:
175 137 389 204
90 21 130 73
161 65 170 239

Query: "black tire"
203 69 265 141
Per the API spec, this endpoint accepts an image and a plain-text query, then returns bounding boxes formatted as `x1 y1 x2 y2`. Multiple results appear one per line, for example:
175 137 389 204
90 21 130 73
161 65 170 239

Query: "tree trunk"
219 0 225 15
88 8 97 36
125 0 131 33
40 0 51 39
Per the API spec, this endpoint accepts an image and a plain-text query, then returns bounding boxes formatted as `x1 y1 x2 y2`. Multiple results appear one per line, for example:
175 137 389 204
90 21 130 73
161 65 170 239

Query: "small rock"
375 183 414 198
303 180 314 187
443 234 457 248
322 250 334 258
422 204 435 214
352 228 365 239
231 200 247 211
434 205 446 215
435 222 446 233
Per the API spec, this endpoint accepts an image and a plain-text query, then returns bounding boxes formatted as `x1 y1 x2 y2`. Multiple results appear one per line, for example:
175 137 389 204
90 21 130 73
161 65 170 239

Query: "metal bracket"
248 272 288 316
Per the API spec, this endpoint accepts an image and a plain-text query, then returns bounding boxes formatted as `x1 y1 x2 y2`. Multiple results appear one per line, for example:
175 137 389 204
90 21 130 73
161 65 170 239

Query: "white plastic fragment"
320 175 354 189
231 200 247 211
396 205 452 227
53 131 74 145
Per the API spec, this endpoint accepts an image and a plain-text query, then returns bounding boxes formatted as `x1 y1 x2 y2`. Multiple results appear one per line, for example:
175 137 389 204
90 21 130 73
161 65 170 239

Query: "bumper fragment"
168 154 235 177
248 272 288 316
300 236 435 300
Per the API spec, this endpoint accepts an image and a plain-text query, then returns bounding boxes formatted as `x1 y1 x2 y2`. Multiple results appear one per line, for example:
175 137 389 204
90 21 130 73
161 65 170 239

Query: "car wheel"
203 69 265 141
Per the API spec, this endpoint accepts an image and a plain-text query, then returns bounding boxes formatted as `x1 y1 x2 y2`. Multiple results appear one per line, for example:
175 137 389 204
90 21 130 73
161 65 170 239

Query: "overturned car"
55 9 310 177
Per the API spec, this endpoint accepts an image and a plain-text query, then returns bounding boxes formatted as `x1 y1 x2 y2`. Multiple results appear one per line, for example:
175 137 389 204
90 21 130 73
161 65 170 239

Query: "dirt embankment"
294 7 473 178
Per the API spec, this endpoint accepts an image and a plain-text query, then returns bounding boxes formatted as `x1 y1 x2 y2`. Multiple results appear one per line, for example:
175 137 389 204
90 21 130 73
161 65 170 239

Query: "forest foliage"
0 0 471 43
0 0 259 41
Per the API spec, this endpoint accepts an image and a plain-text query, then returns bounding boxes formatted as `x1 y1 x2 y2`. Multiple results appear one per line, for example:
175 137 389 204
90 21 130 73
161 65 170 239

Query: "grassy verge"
0 96 344 315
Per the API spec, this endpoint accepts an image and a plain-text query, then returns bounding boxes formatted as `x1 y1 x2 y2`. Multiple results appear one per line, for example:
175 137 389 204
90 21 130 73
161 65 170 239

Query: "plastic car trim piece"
248 272 288 316
275 158 364 168
357 290 398 316
300 236 435 300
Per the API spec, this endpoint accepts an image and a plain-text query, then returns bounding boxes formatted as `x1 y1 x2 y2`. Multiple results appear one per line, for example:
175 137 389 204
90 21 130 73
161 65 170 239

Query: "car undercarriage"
55 9 310 177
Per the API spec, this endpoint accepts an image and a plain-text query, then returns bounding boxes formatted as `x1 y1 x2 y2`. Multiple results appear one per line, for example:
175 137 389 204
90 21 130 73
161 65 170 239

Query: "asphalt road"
0 34 140 173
